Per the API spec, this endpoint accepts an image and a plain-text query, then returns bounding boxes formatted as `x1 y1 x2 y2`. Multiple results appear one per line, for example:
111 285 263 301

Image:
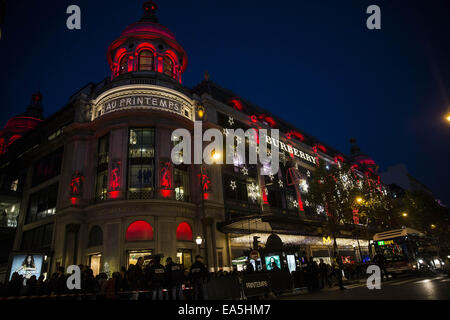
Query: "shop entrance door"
176 249 192 270
89 254 102 276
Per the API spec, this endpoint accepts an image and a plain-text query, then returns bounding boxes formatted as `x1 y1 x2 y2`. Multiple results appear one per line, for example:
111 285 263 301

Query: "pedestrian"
332 254 345 290
165 257 185 300
148 255 166 300
373 253 389 281
307 257 319 291
243 260 255 274
319 259 331 289
189 255 209 300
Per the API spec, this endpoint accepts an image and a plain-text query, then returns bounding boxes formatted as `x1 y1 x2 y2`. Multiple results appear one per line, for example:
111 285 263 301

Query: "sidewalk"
276 275 399 298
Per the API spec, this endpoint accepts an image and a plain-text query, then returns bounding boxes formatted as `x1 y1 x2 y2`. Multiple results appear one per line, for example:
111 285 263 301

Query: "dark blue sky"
0 0 449 202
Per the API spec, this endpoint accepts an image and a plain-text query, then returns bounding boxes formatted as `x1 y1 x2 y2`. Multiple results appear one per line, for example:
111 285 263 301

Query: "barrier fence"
0 271 302 301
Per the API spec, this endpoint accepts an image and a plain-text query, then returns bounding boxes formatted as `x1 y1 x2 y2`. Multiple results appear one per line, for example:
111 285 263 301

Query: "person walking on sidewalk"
332 254 346 290
373 253 389 282
319 259 332 289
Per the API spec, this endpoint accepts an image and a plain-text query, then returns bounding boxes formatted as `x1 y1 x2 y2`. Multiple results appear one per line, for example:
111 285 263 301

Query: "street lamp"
356 197 363 204
445 112 450 122
195 236 203 246
212 151 221 162
402 212 408 217
431 224 436 229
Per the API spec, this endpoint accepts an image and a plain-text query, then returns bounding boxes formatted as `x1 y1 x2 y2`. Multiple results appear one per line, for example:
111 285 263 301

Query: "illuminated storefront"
2 1 378 277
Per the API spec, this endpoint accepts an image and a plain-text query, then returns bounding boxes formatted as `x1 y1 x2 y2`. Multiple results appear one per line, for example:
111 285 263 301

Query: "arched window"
163 56 173 77
126 220 154 241
139 50 153 71
119 55 128 75
88 225 103 247
176 222 193 241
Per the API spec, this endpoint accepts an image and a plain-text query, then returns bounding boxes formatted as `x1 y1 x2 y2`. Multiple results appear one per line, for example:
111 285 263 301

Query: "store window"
128 128 155 199
177 249 192 270
89 254 102 276
32 148 63 186
119 55 128 75
96 134 109 201
88 226 103 247
26 183 58 224
128 250 153 267
176 222 193 241
139 50 153 71
21 223 53 251
224 175 249 202
126 220 154 241
163 55 173 76
174 165 190 201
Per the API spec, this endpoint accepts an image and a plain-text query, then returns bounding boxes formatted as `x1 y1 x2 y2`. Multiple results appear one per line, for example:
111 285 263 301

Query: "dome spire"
141 1 159 23
22 91 44 119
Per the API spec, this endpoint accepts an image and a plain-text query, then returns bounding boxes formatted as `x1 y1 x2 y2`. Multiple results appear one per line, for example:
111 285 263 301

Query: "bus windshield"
374 238 411 262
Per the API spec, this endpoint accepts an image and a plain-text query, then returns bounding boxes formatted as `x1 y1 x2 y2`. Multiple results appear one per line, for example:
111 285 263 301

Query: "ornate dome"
0 92 44 155
106 1 187 82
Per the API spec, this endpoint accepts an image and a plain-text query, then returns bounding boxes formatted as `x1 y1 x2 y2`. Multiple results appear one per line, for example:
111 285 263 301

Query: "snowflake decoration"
292 200 298 208
304 200 310 207
307 170 311 178
235 136 242 144
241 166 248 175
223 128 230 136
228 116 234 126
278 179 284 188
247 182 259 201
299 179 309 193
230 180 237 190
316 205 324 215
269 174 274 181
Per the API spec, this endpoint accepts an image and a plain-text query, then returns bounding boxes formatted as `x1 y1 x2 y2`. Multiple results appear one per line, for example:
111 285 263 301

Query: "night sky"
0 0 449 203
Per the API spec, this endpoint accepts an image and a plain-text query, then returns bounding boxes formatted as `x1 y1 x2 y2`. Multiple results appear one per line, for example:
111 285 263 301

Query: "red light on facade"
160 189 172 198
318 144 327 153
70 171 84 197
109 161 121 197
109 190 120 199
70 197 78 205
229 99 244 111
126 220 154 241
334 155 344 163
352 209 360 224
203 193 209 200
160 162 173 190
290 131 304 142
262 188 268 205
264 116 276 127
176 222 193 241
250 115 257 123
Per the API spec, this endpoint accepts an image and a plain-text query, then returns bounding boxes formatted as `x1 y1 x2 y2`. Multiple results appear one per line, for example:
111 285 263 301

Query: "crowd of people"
0 255 209 300
0 253 381 300
242 254 373 292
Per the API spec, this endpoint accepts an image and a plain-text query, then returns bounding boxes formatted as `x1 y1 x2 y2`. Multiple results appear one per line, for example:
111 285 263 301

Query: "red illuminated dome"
349 138 378 173
107 1 187 83
0 92 44 155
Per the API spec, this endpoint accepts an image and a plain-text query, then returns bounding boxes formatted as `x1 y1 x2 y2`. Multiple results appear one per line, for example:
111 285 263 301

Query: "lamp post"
195 236 203 255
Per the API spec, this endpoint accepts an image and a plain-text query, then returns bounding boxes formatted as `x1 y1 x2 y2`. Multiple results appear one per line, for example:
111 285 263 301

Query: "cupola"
106 1 187 83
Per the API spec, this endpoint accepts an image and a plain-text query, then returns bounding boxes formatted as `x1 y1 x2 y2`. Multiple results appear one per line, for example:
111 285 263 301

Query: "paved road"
282 274 450 300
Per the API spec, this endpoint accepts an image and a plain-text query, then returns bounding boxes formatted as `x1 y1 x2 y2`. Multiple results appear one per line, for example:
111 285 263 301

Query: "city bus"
373 228 444 275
